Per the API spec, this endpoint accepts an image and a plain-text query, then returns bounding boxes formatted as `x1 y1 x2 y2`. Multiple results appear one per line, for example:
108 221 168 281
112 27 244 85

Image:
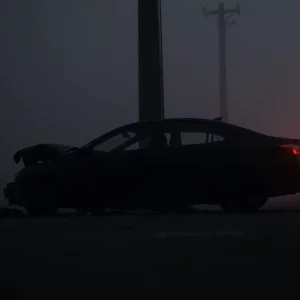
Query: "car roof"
128 118 214 125
123 118 262 135
84 118 267 148
121 118 219 128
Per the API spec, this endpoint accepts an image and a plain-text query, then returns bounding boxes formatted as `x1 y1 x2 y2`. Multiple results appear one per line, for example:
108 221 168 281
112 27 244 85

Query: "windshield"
91 131 138 152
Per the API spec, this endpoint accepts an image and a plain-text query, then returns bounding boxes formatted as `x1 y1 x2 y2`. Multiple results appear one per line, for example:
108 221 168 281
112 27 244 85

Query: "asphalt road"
1 197 300 298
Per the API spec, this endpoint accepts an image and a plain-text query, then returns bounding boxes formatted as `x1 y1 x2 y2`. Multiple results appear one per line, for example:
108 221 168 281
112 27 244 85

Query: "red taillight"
280 144 300 155
293 147 300 155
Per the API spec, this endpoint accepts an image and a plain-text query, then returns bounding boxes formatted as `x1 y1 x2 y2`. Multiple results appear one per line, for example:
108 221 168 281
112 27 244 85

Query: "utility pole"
203 2 240 123
138 0 164 122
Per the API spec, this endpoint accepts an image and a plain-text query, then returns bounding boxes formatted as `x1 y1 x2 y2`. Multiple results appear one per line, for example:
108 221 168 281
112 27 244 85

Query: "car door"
85 126 146 207
113 124 173 209
165 120 229 204
86 122 173 209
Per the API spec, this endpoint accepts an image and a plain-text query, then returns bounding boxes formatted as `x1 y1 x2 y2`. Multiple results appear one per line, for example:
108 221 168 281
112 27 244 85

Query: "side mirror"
122 132 131 139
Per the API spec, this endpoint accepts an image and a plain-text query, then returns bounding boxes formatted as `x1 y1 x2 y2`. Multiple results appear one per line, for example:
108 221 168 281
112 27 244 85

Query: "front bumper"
3 182 18 204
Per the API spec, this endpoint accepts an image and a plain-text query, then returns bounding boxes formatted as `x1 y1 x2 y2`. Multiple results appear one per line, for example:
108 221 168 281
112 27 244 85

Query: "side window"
180 132 207 145
124 132 171 151
178 122 226 147
93 131 137 152
207 134 225 143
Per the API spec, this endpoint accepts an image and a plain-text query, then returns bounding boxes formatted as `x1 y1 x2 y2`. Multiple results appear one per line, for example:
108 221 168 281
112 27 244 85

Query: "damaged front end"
13 143 73 167
4 144 74 205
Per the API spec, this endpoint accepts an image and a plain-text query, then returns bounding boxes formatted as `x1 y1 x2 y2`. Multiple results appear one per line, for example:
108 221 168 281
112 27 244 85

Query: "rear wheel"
23 178 60 217
242 196 268 212
220 196 268 213
220 197 243 212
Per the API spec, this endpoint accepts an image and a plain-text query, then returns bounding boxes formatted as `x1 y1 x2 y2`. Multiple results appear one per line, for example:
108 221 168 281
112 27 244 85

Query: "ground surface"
1 196 300 298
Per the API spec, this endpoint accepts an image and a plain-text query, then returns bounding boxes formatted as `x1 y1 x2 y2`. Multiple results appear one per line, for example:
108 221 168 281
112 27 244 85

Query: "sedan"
4 118 300 215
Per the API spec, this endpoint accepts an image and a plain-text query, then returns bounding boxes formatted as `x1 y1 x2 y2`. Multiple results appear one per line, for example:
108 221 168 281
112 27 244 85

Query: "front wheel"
23 178 60 217
76 208 89 216
90 207 105 216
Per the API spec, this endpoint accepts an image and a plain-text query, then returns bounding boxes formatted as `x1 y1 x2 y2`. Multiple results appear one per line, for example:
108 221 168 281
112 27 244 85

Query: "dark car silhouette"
4 118 300 215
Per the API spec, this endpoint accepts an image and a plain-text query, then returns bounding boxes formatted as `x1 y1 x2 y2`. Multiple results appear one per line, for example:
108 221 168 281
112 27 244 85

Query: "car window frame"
88 122 159 153
116 123 174 153
173 120 229 147
114 123 178 153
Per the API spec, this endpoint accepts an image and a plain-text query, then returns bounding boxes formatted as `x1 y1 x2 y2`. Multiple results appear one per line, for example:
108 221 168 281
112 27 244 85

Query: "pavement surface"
1 196 300 298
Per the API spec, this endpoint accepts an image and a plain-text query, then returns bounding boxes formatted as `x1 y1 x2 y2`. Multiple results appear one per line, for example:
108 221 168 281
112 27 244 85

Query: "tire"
160 205 190 214
23 178 60 217
241 196 268 212
90 208 105 216
76 208 89 216
220 197 243 213
220 196 268 213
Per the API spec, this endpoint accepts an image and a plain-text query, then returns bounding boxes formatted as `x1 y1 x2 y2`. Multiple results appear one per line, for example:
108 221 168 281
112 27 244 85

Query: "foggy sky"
1 0 300 204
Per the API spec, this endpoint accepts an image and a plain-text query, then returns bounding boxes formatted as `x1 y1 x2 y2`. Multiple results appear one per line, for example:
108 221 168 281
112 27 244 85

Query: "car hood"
13 144 74 167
